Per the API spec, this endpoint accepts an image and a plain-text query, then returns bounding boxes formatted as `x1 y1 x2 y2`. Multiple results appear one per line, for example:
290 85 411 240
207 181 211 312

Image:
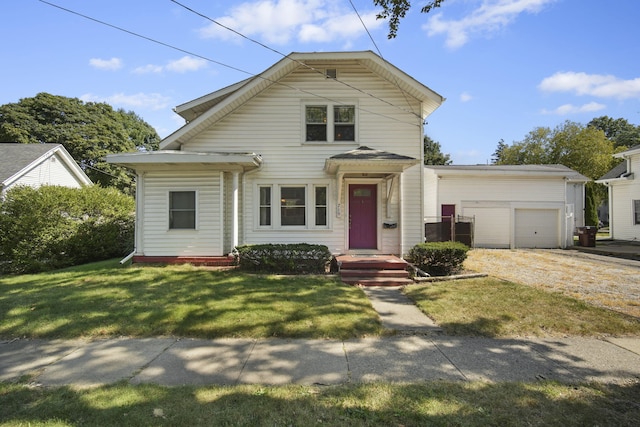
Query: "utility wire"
37 0 423 128
170 0 423 120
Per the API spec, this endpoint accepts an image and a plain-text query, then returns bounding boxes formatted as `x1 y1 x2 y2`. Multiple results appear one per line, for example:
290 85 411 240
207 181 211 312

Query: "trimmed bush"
236 243 332 274
407 241 470 276
0 185 134 274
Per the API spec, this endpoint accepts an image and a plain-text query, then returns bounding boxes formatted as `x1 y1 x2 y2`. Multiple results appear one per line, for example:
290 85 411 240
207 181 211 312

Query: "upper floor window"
305 103 355 142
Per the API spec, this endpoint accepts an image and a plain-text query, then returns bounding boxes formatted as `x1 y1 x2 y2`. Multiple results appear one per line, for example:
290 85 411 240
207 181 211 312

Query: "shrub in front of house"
235 243 332 274
0 185 134 274
407 241 470 276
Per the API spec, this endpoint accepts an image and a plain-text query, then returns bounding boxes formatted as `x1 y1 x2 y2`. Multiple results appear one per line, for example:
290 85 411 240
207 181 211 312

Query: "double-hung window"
305 103 355 142
169 191 196 229
634 200 640 225
258 184 328 228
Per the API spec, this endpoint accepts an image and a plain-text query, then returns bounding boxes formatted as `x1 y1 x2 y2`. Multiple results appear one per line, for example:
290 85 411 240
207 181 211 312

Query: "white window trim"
168 189 198 231
255 182 330 230
302 100 358 144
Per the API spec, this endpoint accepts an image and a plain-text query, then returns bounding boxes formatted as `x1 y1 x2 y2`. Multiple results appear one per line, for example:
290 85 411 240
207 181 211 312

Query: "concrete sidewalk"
2 335 639 388
2 285 639 388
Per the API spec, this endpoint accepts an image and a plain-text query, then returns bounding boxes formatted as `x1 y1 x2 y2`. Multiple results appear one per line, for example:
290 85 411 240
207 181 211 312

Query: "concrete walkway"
2 284 639 388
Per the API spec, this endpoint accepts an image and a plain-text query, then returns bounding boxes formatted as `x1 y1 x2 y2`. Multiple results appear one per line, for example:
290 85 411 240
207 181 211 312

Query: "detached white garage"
424 165 589 249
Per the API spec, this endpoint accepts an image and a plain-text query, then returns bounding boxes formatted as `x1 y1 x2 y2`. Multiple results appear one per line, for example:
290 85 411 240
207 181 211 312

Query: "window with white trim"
305 103 356 142
257 184 329 229
634 200 640 225
169 191 196 229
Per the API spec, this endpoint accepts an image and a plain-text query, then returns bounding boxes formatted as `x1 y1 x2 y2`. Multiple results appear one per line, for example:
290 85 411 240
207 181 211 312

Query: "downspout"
120 171 144 264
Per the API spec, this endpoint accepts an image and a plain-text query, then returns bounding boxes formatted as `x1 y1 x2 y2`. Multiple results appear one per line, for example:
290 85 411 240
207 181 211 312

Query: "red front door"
349 184 377 249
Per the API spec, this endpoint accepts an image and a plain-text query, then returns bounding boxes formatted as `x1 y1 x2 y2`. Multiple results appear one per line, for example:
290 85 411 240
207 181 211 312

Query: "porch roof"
324 146 419 174
105 150 263 171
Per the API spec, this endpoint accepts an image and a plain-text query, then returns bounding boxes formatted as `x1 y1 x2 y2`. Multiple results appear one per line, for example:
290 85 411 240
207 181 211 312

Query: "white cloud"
131 56 207 74
133 64 164 74
541 102 606 116
81 92 171 111
539 71 640 100
166 56 208 73
460 92 473 102
424 0 556 49
89 57 122 71
198 0 383 45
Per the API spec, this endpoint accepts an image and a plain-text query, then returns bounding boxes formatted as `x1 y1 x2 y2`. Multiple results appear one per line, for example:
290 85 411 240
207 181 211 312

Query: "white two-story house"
107 51 445 264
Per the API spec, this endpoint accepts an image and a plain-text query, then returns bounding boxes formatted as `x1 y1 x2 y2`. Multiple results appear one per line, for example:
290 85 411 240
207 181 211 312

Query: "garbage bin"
577 226 597 247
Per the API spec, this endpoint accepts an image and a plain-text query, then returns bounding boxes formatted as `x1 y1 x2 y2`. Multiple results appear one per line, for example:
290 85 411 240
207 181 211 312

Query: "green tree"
495 120 617 226
424 135 451 165
587 116 640 149
375 0 446 38
0 93 160 193
491 139 508 164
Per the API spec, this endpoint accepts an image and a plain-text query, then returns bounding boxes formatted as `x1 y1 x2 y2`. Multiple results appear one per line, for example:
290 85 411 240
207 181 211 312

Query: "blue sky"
2 0 639 164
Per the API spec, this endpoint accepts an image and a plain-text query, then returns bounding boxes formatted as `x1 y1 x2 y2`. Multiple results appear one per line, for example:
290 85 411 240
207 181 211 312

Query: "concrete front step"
336 255 413 287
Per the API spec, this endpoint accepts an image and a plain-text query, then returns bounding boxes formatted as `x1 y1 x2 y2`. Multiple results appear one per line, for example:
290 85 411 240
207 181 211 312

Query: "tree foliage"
495 120 618 227
587 115 640 149
0 185 134 274
0 93 160 193
424 135 452 165
375 0 446 38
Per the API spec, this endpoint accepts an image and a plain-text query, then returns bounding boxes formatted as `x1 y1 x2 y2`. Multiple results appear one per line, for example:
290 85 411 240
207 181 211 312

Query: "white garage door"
514 209 559 248
463 207 510 248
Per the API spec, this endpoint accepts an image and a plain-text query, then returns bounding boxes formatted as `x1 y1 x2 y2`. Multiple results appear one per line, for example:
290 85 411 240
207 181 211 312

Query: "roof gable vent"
325 68 337 79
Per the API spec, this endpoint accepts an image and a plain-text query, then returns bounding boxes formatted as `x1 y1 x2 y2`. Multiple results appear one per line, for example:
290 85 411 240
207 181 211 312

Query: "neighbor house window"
169 191 196 229
257 184 328 229
634 200 640 225
305 103 355 142
280 187 306 226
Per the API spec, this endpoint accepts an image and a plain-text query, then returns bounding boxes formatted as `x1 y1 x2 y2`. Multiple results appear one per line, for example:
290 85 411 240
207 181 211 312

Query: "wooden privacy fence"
424 215 475 247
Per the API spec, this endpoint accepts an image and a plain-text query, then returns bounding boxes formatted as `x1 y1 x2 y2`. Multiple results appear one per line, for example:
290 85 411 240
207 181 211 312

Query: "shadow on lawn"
0 261 380 340
1 381 638 426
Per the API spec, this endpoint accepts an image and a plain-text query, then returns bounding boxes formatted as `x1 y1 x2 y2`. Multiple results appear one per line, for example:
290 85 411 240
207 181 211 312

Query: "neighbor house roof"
161 51 445 151
425 164 590 182
0 143 92 189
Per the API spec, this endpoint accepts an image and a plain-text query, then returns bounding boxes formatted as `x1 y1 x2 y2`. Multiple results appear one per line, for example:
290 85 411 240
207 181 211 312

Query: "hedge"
235 243 332 274
407 241 470 276
0 185 134 274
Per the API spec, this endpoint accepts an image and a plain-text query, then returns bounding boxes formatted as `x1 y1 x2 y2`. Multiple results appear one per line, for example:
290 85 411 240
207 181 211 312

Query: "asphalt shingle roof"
0 143 61 184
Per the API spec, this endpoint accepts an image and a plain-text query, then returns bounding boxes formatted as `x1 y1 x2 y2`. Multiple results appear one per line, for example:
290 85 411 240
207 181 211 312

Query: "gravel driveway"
464 249 640 318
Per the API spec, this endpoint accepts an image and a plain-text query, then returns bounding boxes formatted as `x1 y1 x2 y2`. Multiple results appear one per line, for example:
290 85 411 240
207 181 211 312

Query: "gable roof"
161 51 445 150
598 161 628 181
425 164 590 182
0 143 92 189
324 146 419 174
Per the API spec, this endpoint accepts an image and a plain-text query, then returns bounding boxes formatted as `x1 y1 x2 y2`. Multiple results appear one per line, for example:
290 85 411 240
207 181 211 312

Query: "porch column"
232 171 240 249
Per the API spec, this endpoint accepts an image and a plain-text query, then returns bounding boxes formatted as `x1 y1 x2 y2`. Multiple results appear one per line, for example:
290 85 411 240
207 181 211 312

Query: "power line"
37 0 423 128
170 0 423 120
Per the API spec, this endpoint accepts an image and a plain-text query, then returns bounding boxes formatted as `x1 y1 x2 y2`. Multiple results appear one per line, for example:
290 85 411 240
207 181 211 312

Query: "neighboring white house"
107 51 445 263
424 165 589 249
0 143 92 197
596 145 640 241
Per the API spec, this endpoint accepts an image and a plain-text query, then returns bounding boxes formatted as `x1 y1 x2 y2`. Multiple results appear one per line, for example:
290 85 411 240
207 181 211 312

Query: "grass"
1 380 639 426
404 277 640 337
0 259 382 340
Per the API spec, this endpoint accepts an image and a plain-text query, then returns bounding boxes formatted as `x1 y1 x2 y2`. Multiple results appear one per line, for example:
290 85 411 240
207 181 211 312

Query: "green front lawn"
2 381 638 426
404 277 640 337
0 260 382 340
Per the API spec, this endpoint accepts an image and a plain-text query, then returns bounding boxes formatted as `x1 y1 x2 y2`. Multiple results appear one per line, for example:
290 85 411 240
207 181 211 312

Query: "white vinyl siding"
181 61 424 255
608 154 640 240
141 171 223 257
9 152 85 191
